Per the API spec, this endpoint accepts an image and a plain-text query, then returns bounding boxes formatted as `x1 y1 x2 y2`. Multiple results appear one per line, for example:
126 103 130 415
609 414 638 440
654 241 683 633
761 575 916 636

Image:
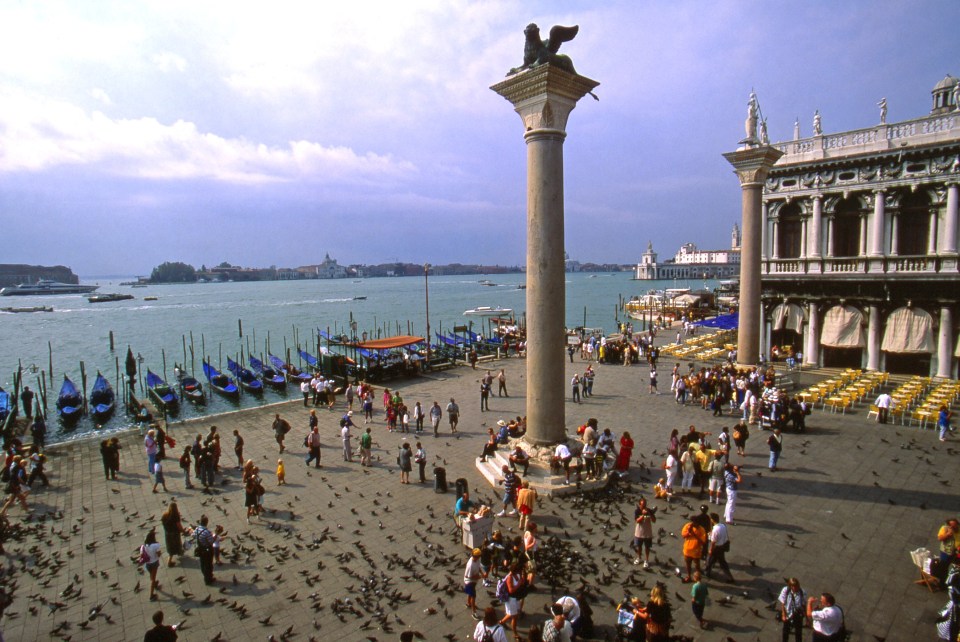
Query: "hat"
347 411 353 416
497 420 507 426
472 548 481 557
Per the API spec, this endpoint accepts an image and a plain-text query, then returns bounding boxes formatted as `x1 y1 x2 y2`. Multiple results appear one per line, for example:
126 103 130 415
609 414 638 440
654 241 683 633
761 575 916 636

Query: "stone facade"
634 225 741 280
759 75 960 377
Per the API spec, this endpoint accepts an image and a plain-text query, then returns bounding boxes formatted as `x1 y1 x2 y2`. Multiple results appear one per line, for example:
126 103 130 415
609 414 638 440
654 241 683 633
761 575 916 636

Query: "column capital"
722 146 784 187
491 65 599 135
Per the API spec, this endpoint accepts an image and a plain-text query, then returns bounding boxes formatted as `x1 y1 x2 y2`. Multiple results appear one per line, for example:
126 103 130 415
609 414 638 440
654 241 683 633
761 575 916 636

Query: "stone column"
890 214 900 256
771 220 780 259
810 195 823 258
945 183 959 255
937 306 954 378
869 190 885 256
867 304 881 371
859 215 869 256
800 217 808 258
492 65 598 445
761 203 769 260
723 146 784 366
928 208 939 255
805 302 820 366
827 217 835 257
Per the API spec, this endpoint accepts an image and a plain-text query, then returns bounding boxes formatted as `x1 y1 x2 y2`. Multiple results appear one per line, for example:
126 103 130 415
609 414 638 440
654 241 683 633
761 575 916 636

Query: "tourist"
732 419 749 456
231 429 243 469
140 529 163 601
414 441 427 483
276 458 285 485
496 465 519 517
447 398 460 433
555 594 584 638
464 548 484 619
554 442 573 484
144 429 159 474
27 451 48 488
633 497 655 569
582 439 597 479
768 427 783 471
474 606 508 642
160 501 187 568
508 444 530 475
806 592 844 641
30 415 45 451
542 603 573 641
272 414 287 453
305 425 321 467
20 386 33 419
300 379 310 407
778 578 807 642
430 401 442 437
143 610 178 642
480 380 491 412
0 458 28 515
398 442 412 484
412 401 425 434
479 428 498 463
938 518 960 565
938 405 954 442
690 571 708 629
359 427 372 467
191 515 216 585
345 383 354 410
649 366 658 394
681 515 708 583
571 374 581 403
637 583 672 641
341 420 353 462
99 439 116 481
704 512 734 583
680 445 697 493
723 463 741 524
616 431 634 472
212 524 227 565
663 449 678 495
708 451 724 505
498 369 508 397
499 562 526 637
244 469 259 523
516 480 537 531
362 391 374 423
152 458 168 493
584 365 595 397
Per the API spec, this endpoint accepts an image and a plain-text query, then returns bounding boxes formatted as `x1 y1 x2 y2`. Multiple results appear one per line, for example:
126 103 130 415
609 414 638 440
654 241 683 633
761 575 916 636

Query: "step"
474 447 610 498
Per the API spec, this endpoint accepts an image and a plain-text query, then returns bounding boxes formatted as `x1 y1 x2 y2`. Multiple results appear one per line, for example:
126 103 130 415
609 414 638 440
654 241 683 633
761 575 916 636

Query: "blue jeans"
148 453 157 474
769 450 780 469
572 387 580 403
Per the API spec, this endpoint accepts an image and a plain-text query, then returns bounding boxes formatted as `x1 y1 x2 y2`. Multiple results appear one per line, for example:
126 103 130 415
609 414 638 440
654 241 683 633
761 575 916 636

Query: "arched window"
832 198 861 257
896 191 930 256
777 203 803 258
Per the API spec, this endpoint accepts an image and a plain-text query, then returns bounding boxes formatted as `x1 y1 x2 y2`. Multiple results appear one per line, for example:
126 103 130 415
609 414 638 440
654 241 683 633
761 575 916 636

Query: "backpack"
137 545 149 565
339 417 347 428
495 575 511 603
480 623 501 642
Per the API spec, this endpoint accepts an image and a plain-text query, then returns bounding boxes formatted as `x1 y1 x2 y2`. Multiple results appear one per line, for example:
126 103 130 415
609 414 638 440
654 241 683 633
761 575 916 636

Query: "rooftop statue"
507 23 580 76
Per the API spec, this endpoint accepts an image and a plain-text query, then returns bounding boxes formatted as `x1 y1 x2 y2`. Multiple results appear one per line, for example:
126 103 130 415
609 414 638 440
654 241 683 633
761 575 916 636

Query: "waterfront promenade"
1 336 954 641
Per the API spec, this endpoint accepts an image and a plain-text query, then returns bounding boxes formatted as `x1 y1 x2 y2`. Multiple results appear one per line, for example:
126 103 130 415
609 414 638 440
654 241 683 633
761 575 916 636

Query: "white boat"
463 306 513 317
0 280 99 296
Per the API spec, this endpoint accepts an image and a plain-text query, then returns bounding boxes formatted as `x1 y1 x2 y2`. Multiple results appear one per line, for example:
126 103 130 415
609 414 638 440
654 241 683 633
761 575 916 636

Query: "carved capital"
723 146 784 187
491 65 599 135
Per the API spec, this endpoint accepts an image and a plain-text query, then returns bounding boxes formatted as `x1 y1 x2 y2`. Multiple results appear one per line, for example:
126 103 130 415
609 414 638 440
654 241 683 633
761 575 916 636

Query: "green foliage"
150 261 197 283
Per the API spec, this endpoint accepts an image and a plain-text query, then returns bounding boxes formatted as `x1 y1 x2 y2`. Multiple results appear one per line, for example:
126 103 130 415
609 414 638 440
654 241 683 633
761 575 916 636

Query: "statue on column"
759 118 769 145
877 97 887 124
813 110 822 136
745 90 758 142
507 24 580 76
793 117 800 141
953 81 960 112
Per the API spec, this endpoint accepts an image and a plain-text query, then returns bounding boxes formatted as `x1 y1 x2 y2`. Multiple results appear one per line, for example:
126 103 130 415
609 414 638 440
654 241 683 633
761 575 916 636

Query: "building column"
869 190 885 256
771 220 780 259
859 215 869 256
826 217 835 257
928 207 939 255
762 312 772 361
867 304 881 371
805 302 820 366
800 217 808 258
492 65 598 446
890 214 899 256
945 183 959 255
937 307 954 378
810 195 823 258
723 146 784 367
760 202 769 261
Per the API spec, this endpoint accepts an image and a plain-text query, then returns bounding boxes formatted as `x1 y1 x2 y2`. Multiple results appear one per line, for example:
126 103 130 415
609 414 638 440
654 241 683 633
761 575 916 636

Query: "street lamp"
424 264 431 367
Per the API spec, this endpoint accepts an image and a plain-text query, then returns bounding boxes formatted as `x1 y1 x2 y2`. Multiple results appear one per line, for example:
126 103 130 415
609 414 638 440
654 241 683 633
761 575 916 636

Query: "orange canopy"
356 335 424 350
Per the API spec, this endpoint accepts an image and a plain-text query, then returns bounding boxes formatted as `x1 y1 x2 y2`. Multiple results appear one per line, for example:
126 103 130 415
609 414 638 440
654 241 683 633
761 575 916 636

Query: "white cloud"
0 88 415 185
152 51 187 73
89 88 113 105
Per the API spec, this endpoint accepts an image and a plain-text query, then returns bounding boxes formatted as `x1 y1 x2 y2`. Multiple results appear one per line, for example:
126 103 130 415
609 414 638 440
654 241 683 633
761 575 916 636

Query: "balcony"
762 255 959 277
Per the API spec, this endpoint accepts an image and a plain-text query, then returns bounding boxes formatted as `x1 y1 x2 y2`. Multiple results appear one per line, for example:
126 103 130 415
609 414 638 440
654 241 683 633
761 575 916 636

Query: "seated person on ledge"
480 428 498 462
508 416 526 438
496 420 510 445
508 445 530 475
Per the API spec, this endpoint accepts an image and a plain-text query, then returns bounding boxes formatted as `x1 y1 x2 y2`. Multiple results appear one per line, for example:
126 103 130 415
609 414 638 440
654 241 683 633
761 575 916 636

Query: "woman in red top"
616 432 634 471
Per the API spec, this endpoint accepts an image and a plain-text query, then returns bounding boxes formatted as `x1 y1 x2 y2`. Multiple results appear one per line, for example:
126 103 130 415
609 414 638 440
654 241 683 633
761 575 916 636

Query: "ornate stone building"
634 225 741 280
760 75 960 377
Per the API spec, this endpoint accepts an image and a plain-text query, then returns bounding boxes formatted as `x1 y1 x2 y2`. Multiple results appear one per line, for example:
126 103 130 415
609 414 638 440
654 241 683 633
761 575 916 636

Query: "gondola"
178 373 206 404
269 353 312 384
89 371 116 422
146 370 179 412
249 356 286 390
203 360 240 399
227 357 263 394
57 375 84 423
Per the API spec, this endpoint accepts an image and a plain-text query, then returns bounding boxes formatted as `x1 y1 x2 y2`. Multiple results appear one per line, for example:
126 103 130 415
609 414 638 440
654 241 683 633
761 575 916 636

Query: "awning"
820 305 864 348
694 313 739 330
356 335 425 350
881 307 934 354
673 293 702 306
772 303 806 333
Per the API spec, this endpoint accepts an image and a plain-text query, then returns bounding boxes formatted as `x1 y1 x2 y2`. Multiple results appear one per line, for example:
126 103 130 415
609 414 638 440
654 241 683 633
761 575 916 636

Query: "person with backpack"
473 606 508 642
497 562 526 637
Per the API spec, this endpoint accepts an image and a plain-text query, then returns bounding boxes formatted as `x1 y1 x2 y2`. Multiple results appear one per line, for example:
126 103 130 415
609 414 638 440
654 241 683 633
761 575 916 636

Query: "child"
152 459 167 493
213 525 228 565
582 439 597 479
276 458 285 485
690 570 708 629
654 477 671 500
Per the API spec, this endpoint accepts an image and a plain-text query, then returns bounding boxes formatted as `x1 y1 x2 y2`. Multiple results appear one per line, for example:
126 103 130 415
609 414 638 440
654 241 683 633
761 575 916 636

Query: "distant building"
298 254 347 279
633 225 742 279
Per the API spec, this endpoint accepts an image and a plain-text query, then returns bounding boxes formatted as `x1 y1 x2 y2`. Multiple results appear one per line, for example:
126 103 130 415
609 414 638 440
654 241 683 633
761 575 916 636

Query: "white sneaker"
507 510 517 516
495 510 506 517
643 561 650 569
633 558 641 565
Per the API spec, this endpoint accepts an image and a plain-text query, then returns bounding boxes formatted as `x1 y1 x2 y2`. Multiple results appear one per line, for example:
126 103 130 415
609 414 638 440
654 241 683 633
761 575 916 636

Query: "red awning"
356 335 424 350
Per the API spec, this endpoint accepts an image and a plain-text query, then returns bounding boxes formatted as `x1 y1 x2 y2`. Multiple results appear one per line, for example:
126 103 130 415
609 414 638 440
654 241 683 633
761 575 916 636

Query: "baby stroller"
616 600 644 641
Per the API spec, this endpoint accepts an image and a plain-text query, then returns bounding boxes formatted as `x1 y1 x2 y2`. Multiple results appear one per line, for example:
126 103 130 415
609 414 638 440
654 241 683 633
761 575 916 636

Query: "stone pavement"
1 335 956 642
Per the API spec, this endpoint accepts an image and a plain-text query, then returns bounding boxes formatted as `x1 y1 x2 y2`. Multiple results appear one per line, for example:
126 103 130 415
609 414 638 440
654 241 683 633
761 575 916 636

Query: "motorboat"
88 293 135 303
463 306 513 316
1 280 98 296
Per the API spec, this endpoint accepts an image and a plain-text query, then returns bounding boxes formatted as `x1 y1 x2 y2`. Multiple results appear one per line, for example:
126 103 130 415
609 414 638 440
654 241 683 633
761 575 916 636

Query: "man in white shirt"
806 592 843 641
300 380 310 407
554 443 573 485
542 603 574 642
874 391 892 424
554 595 581 637
704 512 734 583
464 548 484 620
340 423 353 462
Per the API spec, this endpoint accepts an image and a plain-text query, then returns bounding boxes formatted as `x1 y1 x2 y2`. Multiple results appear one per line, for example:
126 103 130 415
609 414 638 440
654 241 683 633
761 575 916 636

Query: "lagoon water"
1 272 717 442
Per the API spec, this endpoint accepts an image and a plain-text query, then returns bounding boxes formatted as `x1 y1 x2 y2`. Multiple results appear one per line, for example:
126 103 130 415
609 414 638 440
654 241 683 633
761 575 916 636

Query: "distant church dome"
931 74 958 115
934 74 957 91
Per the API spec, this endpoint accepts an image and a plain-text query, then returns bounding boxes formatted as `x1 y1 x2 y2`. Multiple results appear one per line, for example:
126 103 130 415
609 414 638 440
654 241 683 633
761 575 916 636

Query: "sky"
1 1 959 277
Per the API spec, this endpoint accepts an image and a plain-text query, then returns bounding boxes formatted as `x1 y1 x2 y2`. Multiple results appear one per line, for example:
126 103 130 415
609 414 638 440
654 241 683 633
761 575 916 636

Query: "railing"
763 255 955 276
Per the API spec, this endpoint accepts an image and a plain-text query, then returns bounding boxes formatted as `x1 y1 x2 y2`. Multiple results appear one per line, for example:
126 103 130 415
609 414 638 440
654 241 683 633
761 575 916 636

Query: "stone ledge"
474 447 609 498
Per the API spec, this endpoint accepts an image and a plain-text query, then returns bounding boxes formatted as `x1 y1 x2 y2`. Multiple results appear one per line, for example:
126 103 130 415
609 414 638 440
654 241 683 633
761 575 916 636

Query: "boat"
249 356 286 390
0 390 10 423
1 306 53 313
269 354 312 384
227 357 263 394
56 375 84 423
144 296 158 301
174 369 205 404
1 280 99 296
353 296 367 300
463 306 513 317
89 372 116 422
88 293 135 303
203 361 240 399
146 370 179 412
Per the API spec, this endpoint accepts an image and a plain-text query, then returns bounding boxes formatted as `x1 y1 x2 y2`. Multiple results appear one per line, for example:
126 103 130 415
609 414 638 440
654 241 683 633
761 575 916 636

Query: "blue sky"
1 1 958 276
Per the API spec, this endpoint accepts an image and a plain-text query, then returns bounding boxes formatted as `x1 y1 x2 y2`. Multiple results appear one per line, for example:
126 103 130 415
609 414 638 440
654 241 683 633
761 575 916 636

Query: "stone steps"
474 447 609 498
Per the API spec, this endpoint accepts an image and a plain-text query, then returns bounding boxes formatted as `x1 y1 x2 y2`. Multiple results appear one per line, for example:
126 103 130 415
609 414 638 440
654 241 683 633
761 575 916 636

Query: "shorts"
692 602 705 620
709 478 722 493
504 597 520 616
518 504 532 516
146 561 159 573
464 582 476 597
503 492 516 505
633 536 653 552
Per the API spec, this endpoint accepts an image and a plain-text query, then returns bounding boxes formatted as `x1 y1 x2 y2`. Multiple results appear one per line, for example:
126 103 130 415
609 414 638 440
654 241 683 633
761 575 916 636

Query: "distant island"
0 264 79 288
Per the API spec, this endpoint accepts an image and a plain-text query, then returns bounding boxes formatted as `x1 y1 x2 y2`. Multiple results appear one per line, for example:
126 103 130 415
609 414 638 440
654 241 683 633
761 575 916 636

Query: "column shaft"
810 196 823 258
870 191 885 256
805 302 819 366
738 183 763 364
928 209 939 255
827 218 835 256
945 184 959 254
859 215 868 256
890 214 899 256
800 218 808 258
771 220 780 259
867 305 881 371
937 307 954 378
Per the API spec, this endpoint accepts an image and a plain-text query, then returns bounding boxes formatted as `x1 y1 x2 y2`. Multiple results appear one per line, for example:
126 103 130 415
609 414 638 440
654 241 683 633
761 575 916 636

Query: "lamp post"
424 264 431 367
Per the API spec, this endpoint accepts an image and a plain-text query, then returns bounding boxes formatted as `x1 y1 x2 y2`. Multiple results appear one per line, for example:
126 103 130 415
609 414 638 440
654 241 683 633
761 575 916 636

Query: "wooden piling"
109 330 115 351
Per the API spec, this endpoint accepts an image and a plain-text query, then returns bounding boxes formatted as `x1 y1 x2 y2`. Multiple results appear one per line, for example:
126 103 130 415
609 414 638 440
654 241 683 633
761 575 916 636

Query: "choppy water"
0 272 717 442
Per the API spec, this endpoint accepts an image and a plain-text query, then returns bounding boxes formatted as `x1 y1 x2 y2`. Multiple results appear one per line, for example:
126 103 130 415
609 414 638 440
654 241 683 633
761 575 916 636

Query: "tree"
150 261 197 283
